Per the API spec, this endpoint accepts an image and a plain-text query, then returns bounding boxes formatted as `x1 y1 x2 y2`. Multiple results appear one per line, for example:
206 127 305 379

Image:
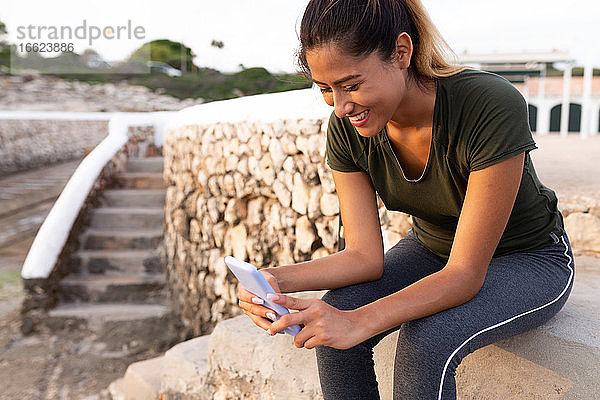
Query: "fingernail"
266 312 276 320
266 329 272 336
251 297 264 305
266 293 279 301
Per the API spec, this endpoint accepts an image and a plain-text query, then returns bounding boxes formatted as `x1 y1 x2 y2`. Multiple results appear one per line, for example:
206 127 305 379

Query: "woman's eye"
343 84 359 92
319 87 332 93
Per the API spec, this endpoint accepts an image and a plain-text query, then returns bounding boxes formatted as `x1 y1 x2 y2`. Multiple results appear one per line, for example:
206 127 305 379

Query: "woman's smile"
348 110 370 127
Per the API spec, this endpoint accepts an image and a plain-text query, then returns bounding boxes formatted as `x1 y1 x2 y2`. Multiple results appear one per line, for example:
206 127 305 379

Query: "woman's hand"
237 269 284 333
265 293 369 350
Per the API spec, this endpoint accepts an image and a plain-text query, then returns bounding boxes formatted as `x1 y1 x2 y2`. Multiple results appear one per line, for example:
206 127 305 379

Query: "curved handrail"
21 111 175 279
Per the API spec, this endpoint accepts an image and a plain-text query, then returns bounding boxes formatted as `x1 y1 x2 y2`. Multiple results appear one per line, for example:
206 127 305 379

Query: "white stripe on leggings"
437 235 574 400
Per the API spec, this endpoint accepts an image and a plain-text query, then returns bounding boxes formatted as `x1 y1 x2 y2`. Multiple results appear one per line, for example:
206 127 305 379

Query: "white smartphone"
224 256 301 336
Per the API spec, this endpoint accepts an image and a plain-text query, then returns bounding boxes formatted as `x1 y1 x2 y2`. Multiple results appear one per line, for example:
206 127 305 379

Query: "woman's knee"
321 284 373 311
396 316 466 363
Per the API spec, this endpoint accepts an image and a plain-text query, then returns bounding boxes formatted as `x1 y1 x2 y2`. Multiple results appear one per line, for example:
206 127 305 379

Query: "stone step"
161 336 210 398
59 273 166 303
45 303 173 353
108 378 126 400
98 189 165 208
113 172 164 190
89 207 164 231
203 292 326 400
70 249 163 275
81 229 163 250
110 339 212 400
126 157 164 174
122 356 164 400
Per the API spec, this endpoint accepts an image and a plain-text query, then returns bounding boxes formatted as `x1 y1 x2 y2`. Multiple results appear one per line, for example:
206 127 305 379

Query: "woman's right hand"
237 268 283 333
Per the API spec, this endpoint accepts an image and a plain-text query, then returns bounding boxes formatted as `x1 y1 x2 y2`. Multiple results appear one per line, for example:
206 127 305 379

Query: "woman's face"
306 43 409 138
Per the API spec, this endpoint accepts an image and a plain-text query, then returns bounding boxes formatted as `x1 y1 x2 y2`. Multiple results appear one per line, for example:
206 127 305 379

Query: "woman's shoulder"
440 69 524 104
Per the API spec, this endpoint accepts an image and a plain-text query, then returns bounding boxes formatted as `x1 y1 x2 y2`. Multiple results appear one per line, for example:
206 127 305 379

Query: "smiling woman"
235 1 574 399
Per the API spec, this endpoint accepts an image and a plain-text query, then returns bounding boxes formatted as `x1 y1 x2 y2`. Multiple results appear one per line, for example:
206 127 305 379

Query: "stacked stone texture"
163 119 412 337
560 197 600 256
0 119 160 177
0 74 202 112
0 119 109 176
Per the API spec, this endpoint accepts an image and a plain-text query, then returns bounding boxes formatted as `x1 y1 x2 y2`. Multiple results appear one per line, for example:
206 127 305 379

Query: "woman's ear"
394 32 413 69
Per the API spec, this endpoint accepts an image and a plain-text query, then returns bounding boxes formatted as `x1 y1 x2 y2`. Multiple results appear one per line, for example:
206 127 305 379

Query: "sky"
3 0 599 73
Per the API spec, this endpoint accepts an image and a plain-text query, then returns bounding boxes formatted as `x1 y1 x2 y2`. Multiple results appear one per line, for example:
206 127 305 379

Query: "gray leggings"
315 229 574 400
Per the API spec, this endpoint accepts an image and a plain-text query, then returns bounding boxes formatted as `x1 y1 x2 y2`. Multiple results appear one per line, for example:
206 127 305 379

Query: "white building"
460 51 599 137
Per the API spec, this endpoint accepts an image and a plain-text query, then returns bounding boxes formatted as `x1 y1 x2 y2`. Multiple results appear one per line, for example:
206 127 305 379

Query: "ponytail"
399 0 468 79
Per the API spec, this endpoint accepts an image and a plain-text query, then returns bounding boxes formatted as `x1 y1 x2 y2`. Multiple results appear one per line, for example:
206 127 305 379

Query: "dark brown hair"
296 0 468 89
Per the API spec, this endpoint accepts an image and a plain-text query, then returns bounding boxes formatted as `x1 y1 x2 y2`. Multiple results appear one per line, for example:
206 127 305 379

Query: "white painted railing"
19 111 175 280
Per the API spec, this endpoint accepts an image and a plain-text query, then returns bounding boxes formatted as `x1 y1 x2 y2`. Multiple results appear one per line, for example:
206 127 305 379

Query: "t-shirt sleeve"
465 76 538 171
325 111 362 172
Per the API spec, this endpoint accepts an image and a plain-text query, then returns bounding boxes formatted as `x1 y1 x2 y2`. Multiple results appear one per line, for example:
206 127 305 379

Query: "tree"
211 40 224 49
128 39 198 72
0 20 11 67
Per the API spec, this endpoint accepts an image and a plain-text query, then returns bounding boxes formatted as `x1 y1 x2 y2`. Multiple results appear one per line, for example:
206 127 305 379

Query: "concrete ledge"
122 356 164 400
153 268 598 400
111 268 598 399
161 336 211 399
206 314 323 400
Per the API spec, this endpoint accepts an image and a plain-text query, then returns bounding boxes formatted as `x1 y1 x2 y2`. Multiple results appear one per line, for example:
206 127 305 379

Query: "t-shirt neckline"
381 78 440 184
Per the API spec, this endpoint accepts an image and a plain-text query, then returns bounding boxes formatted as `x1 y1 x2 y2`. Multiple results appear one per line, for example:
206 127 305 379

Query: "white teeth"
349 110 369 122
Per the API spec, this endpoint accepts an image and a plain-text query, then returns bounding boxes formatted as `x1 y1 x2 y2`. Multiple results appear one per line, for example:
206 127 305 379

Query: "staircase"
45 157 174 356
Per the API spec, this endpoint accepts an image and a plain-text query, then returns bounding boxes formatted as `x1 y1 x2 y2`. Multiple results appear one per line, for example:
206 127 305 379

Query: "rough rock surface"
163 119 413 337
0 74 203 112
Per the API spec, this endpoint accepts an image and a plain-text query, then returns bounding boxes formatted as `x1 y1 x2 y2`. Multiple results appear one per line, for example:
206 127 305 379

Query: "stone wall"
0 74 203 112
0 119 109 176
163 119 412 338
0 120 163 176
560 196 600 256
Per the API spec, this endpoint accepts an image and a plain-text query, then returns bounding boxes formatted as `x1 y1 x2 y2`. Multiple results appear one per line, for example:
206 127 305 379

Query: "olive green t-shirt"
326 69 564 259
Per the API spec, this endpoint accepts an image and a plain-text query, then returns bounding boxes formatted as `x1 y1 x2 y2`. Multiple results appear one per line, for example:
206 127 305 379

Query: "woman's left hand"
266 293 369 350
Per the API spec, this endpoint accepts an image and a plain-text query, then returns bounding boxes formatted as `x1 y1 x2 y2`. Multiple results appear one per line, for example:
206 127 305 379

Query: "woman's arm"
267 152 525 349
237 169 384 333
354 152 525 338
266 169 384 293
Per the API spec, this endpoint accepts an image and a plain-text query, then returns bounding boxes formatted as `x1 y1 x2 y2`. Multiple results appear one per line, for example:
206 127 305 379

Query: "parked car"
146 61 182 77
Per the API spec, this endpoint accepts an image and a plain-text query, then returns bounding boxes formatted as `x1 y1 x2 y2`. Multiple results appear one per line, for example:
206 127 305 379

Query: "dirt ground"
0 239 167 400
0 307 167 400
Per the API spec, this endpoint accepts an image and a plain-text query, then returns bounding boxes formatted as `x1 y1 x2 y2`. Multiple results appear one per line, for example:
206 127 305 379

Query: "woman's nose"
334 92 353 119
